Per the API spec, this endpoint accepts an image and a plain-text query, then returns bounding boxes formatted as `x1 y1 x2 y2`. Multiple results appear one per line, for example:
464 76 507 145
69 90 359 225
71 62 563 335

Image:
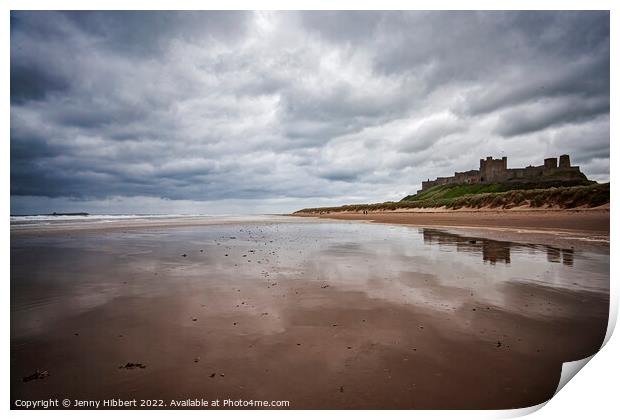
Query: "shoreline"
10 210 610 251
9 215 309 236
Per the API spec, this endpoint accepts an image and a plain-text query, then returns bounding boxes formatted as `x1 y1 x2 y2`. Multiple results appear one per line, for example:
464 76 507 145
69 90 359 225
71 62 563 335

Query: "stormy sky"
10 11 610 215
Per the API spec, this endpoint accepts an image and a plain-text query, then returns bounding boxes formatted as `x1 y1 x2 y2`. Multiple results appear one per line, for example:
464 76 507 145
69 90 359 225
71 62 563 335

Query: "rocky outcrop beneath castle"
418 154 587 193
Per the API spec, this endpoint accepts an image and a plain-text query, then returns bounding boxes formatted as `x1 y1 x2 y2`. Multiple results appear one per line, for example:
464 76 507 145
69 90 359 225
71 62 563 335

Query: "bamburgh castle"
418 154 586 193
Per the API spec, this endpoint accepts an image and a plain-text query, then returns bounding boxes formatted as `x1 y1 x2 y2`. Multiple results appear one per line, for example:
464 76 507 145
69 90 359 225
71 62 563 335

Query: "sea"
9 213 253 226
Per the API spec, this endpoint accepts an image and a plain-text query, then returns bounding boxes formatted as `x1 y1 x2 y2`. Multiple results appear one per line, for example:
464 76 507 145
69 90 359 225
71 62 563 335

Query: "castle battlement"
418 154 584 193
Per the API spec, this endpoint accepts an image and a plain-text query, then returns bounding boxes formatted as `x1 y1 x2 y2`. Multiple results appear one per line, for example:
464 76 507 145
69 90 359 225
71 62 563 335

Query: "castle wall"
506 165 583 180
506 166 545 179
453 170 480 184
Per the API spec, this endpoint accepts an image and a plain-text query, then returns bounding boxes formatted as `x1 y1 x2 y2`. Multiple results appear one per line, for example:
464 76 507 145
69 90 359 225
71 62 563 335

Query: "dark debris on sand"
22 369 50 382
119 362 146 370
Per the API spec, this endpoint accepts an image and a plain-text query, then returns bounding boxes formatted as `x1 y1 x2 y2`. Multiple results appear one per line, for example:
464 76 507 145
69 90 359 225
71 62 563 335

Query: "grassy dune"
401 179 593 202
294 182 609 214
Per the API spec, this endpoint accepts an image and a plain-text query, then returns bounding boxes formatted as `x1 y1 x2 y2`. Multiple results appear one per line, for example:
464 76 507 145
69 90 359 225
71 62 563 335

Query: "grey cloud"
464 53 609 116
547 117 610 164
495 95 609 137
10 62 70 104
63 11 253 57
398 115 466 153
318 167 366 183
298 11 386 43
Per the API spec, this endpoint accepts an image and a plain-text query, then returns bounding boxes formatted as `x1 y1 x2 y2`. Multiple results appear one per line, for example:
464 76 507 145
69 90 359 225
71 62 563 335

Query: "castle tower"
479 156 508 182
544 157 558 169
559 154 571 168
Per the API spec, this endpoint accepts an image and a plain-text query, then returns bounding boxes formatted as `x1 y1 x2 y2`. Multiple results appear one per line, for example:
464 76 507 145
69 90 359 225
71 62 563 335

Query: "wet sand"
11 217 609 409
294 209 610 251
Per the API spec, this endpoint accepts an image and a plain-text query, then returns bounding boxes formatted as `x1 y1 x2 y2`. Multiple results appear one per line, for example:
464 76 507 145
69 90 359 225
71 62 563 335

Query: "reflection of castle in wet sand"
546 247 574 266
421 229 574 266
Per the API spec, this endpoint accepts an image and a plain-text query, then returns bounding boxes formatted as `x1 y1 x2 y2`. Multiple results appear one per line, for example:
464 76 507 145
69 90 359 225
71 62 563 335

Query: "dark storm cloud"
10 11 610 214
10 62 70 104
495 95 610 137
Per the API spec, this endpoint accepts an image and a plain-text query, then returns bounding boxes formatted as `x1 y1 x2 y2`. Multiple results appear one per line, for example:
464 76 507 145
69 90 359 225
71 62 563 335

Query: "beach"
11 214 609 409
